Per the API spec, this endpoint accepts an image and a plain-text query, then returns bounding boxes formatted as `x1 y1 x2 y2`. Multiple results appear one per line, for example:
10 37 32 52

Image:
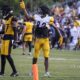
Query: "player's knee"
32 58 37 64
44 53 49 58
44 57 48 60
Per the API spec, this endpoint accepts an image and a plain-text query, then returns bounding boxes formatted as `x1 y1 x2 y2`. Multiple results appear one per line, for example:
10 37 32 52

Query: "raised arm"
19 0 33 20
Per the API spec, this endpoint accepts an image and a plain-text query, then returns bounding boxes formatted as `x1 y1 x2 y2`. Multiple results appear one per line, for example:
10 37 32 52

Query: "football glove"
20 1 25 9
58 36 63 46
13 41 18 49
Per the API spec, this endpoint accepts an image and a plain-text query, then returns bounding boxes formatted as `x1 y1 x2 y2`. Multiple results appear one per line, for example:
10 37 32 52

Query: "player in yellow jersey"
22 19 33 55
0 5 18 76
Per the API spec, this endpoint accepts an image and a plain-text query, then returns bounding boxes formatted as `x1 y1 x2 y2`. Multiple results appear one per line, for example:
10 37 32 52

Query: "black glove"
13 41 18 49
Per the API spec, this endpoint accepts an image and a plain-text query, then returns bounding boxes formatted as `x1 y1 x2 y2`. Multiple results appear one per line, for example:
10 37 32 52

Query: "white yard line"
49 58 80 61
26 56 80 61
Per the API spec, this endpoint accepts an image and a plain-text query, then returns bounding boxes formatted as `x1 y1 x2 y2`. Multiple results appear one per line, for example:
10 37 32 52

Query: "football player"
20 0 53 77
0 5 18 76
22 18 34 55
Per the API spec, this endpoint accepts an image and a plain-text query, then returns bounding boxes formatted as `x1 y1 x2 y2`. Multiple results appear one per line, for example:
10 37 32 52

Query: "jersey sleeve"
49 17 54 25
33 14 41 21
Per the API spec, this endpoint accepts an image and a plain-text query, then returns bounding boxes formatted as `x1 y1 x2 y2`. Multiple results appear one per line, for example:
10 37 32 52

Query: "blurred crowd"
49 1 80 50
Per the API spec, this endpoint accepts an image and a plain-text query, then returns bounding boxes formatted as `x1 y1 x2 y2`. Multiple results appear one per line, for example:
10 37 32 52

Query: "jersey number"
37 21 46 28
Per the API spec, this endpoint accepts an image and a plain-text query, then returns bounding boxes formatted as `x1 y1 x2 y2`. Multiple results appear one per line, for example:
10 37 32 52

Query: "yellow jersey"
24 21 33 34
5 16 14 35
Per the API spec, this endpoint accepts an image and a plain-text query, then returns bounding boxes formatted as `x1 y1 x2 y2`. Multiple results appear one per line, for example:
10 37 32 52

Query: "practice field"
0 48 80 80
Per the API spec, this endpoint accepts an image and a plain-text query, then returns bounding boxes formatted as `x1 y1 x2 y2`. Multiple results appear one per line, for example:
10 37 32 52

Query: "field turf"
0 48 80 80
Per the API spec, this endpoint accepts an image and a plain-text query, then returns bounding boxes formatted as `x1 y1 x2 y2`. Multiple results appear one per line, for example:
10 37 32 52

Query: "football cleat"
0 72 5 77
44 72 51 77
10 72 19 77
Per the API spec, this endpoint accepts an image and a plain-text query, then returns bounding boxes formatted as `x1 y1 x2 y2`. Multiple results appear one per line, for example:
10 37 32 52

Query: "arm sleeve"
12 17 18 41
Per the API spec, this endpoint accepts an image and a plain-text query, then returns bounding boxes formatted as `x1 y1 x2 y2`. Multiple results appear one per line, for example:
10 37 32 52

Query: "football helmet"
39 5 50 15
1 5 13 19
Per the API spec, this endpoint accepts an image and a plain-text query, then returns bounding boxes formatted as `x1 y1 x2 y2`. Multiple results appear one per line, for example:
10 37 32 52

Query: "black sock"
28 41 32 52
1 55 6 74
44 57 48 72
32 58 37 64
6 55 17 73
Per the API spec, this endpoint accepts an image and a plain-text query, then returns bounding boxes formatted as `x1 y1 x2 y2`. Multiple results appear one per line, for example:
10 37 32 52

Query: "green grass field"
0 48 80 80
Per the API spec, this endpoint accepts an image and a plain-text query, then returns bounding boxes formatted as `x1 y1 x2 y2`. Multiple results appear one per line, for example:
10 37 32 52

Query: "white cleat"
28 52 32 56
44 72 51 77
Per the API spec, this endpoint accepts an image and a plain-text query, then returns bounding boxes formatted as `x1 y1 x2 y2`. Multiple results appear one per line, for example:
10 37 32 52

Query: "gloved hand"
13 41 18 49
20 0 25 9
58 36 63 46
